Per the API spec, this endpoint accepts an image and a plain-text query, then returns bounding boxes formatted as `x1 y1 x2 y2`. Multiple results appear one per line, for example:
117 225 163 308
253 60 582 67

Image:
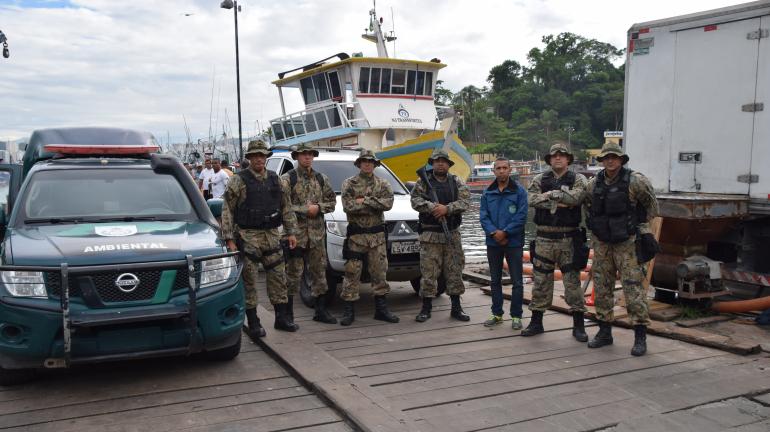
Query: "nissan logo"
115 273 140 292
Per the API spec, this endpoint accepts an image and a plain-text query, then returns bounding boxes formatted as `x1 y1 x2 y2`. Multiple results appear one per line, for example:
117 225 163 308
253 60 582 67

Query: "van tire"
206 334 241 361
0 367 37 386
410 277 446 296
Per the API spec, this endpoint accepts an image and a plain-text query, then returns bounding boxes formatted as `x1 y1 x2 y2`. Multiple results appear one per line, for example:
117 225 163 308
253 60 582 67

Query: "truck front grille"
46 268 190 303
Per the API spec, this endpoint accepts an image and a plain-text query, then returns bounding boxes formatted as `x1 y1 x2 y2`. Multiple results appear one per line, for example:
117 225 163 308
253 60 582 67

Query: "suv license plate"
391 241 420 254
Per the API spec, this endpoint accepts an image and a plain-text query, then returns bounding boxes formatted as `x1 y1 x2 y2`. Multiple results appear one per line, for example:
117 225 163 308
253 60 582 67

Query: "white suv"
267 148 439 307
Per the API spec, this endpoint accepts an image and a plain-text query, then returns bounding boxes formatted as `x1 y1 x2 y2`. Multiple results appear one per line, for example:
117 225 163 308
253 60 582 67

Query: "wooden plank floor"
0 332 351 431
262 280 770 432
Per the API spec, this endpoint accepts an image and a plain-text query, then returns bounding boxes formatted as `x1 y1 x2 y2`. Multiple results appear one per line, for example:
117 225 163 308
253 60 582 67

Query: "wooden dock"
1 279 769 431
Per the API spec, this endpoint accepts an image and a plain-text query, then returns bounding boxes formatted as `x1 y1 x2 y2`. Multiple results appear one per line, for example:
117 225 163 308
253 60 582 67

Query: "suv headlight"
325 221 348 237
199 256 236 288
1 271 47 297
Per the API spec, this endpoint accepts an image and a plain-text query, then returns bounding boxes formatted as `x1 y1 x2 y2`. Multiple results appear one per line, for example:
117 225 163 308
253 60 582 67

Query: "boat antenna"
362 1 395 58
390 7 396 58
208 66 216 144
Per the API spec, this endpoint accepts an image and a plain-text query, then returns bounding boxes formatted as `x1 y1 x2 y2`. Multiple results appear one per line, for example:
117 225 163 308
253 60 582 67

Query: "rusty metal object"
656 193 749 219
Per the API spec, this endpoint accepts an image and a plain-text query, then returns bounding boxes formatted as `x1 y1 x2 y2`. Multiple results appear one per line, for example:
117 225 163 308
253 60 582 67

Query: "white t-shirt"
198 168 214 191
209 170 230 198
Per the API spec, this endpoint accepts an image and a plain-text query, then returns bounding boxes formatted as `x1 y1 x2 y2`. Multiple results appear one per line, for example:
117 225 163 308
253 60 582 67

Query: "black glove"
636 233 661 264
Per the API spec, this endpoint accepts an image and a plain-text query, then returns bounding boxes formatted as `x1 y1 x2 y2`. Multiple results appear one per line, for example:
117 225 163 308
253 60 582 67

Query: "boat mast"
362 1 395 58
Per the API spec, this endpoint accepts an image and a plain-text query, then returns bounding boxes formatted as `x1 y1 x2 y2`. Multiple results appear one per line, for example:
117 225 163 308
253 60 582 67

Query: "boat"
267 5 474 182
466 164 495 192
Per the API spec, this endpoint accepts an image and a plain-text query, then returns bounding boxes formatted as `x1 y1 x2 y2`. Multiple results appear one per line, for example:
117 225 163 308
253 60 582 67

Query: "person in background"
209 159 230 199
221 160 234 177
198 159 214 199
479 157 528 330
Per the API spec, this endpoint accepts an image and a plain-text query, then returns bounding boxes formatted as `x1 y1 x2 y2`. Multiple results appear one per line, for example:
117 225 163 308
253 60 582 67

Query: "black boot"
415 297 432 322
243 307 266 341
521 310 544 337
313 293 337 324
587 321 613 348
273 303 299 332
450 295 470 321
373 296 399 323
572 312 588 342
340 301 355 326
631 325 647 356
286 295 299 330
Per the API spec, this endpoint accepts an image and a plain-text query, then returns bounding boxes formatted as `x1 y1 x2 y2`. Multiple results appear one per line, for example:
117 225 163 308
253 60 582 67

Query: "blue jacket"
479 177 528 248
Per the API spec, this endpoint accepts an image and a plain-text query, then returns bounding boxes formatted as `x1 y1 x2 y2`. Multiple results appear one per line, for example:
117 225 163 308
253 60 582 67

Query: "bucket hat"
291 143 319 160
244 140 273 158
427 148 455 167
354 149 381 167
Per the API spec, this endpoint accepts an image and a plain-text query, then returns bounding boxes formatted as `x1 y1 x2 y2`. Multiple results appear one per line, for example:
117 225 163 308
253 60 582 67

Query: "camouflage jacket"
341 172 394 247
410 172 471 243
221 168 298 241
281 166 336 248
528 169 588 233
584 169 659 236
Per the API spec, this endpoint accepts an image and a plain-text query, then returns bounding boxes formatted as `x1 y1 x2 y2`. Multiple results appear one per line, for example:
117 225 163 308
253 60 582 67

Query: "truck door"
669 18 761 194
0 164 22 241
749 15 769 200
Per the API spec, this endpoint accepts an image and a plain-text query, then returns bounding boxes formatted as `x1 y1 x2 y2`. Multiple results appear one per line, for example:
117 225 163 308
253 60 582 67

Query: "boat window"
328 71 342 99
358 67 370 93
314 111 330 130
300 77 318 104
313 74 330 102
391 69 405 94
425 72 433 95
415 71 425 96
304 113 317 133
406 70 416 95
283 120 295 138
380 68 391 93
327 107 342 127
292 119 306 136
370 68 382 94
272 122 285 141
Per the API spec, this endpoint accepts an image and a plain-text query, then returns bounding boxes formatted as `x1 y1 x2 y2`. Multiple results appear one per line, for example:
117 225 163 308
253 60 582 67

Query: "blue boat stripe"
449 137 475 168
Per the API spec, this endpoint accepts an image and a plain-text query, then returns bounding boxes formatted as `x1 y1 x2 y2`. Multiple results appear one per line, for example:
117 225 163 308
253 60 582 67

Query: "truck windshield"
311 161 409 195
16 168 194 224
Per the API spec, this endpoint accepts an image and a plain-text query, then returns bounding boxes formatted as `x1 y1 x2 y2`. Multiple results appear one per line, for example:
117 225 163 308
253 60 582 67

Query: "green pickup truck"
0 127 244 385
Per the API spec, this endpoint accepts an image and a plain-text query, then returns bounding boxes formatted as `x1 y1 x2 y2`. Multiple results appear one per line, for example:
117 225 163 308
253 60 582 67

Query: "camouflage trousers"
340 240 389 302
530 236 586 313
419 231 465 298
592 238 650 326
286 241 329 298
239 230 288 308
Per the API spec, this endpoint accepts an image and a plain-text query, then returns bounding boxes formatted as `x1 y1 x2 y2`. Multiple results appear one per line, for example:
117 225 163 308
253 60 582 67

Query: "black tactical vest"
234 170 283 229
533 170 581 228
418 173 462 231
588 168 647 243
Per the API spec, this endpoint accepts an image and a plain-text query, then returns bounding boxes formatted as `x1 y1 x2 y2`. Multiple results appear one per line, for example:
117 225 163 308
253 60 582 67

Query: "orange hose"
712 295 770 313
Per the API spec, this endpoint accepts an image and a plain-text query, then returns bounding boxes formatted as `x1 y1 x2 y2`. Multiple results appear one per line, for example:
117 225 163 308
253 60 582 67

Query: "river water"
460 194 537 259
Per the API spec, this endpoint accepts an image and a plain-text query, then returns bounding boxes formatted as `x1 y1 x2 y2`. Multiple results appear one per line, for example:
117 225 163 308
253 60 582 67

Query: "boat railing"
270 101 369 143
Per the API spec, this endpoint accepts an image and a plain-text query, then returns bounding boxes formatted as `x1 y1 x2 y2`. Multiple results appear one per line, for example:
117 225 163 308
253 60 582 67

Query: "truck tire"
410 277 446 296
206 334 241 361
0 367 37 386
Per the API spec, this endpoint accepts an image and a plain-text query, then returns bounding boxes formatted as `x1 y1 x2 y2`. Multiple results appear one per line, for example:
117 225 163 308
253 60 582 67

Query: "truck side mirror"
207 198 223 218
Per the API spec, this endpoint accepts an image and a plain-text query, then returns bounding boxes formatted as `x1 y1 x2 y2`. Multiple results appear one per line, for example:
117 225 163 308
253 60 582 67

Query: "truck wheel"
410 277 446 296
206 334 241 361
0 367 37 386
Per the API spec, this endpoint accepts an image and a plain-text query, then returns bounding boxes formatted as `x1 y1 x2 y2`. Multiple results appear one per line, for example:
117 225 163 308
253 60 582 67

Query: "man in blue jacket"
480 157 529 329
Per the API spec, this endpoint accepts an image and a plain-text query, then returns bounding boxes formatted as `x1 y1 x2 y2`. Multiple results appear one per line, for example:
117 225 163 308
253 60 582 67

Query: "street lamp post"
220 0 243 162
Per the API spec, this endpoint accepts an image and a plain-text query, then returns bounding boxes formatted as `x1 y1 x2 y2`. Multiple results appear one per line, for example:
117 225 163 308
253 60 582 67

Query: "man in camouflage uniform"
339 149 399 326
222 140 300 339
411 149 472 322
584 142 659 356
523 142 589 341
282 143 337 324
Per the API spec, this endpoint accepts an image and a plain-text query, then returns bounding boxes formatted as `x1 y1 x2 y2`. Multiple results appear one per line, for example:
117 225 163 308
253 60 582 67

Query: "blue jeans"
487 246 523 318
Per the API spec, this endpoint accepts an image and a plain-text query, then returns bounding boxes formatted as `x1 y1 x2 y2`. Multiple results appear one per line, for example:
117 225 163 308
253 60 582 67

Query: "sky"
0 0 751 144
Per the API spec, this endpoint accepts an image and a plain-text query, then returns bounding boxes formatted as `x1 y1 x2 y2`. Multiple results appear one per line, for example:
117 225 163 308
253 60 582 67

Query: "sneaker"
511 317 523 330
484 314 503 327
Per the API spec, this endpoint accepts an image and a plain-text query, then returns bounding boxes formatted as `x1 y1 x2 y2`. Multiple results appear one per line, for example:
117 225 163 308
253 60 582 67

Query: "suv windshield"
16 168 194 223
312 161 409 195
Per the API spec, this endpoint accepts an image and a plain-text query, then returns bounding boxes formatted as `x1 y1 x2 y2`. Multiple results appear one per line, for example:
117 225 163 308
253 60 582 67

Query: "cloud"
0 0 750 143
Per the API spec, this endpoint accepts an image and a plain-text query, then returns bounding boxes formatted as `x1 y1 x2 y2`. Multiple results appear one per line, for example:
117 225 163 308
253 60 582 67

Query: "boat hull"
375 131 473 182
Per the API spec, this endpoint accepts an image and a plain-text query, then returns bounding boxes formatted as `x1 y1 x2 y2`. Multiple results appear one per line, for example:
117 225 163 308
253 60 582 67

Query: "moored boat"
267 6 473 182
